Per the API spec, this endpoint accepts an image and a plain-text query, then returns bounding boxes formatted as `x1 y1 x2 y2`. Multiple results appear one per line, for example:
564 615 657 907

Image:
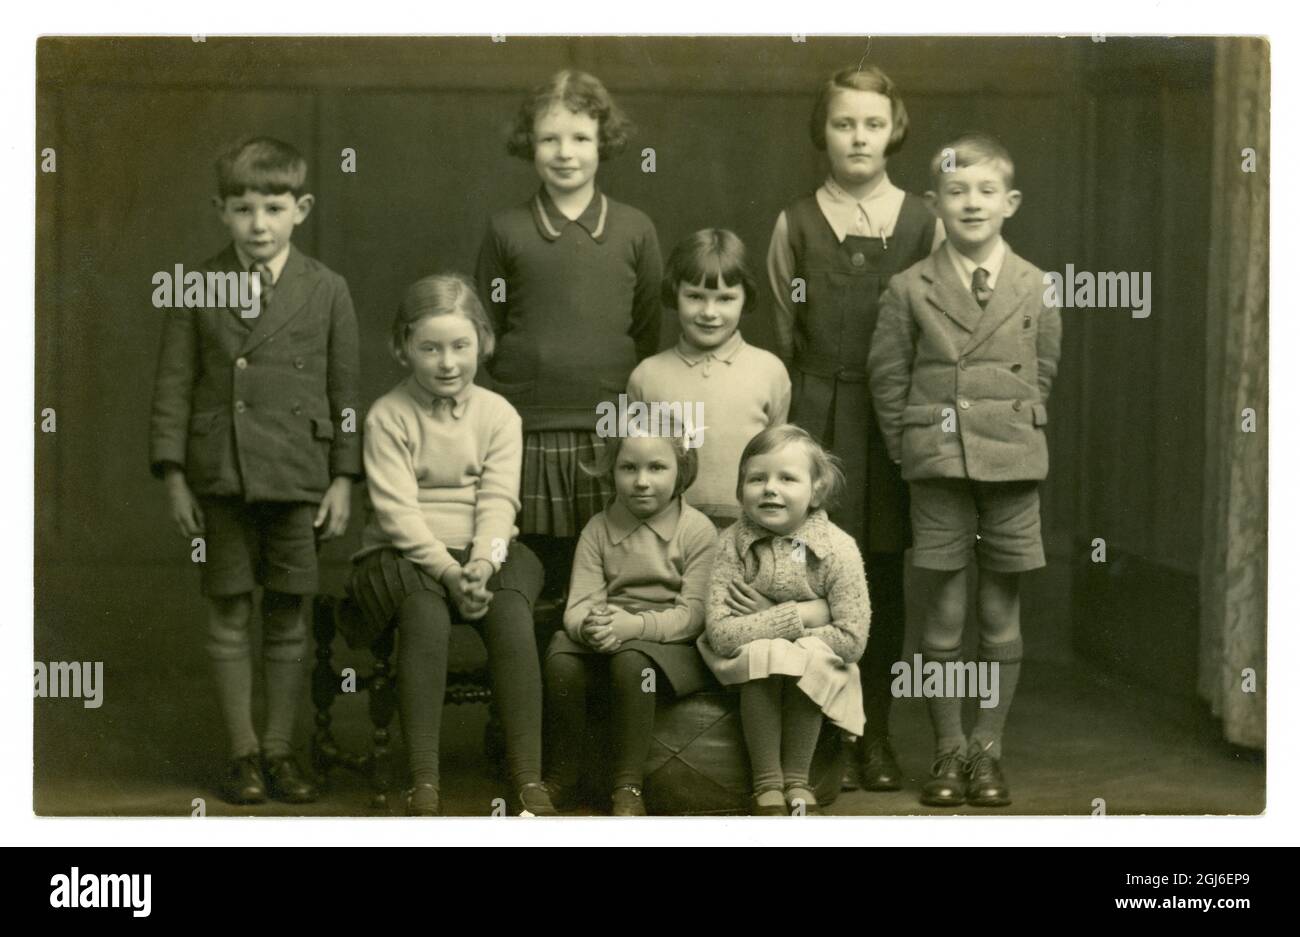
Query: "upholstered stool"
578 688 846 815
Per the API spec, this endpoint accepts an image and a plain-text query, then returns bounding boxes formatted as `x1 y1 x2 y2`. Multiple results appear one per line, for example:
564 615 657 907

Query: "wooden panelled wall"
36 37 1216 695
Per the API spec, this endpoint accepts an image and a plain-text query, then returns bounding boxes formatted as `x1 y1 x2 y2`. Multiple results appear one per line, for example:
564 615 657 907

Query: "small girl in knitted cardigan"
698 424 871 815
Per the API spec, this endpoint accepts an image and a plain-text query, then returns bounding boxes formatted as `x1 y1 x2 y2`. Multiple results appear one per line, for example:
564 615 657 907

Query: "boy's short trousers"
908 479 1044 573
198 497 320 597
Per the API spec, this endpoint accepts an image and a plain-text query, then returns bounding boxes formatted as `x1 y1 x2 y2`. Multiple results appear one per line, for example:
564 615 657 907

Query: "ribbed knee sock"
206 614 258 759
970 636 1023 761
740 677 785 793
779 682 824 790
921 643 967 756
261 592 308 760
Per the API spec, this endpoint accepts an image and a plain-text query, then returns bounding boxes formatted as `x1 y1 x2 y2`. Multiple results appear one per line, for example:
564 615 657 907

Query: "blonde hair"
735 424 845 511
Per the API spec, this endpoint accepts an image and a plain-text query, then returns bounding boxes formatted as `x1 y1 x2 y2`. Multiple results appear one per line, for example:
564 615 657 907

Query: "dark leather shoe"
406 783 441 817
611 785 647 817
516 782 559 817
859 736 903 791
920 749 967 807
222 755 267 804
262 755 319 804
840 755 863 792
966 746 1012 807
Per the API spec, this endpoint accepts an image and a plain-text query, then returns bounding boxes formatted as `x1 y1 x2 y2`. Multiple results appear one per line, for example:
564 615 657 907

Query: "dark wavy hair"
506 69 633 162
809 65 910 156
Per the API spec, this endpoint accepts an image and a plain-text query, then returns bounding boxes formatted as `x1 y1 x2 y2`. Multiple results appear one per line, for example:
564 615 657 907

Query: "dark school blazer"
149 244 361 502
868 245 1063 482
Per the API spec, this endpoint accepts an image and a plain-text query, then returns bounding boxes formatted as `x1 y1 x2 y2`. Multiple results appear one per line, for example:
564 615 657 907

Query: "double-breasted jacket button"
959 358 970 370
958 398 971 410
235 357 248 370
1012 400 1023 412
234 400 247 413
294 357 305 369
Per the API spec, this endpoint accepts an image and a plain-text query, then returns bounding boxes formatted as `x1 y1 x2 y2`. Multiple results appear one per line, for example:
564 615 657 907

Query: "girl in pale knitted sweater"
698 424 871 815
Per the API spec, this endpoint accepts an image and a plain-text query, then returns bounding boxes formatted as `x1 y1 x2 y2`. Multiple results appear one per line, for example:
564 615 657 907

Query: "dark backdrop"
35 36 1213 700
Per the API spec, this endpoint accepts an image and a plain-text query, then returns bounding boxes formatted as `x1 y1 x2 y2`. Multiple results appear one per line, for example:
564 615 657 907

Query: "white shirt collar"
233 243 291 284
943 237 1007 292
816 174 905 243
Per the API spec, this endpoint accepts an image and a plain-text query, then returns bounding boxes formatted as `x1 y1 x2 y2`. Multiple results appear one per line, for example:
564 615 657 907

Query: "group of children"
149 64 1061 817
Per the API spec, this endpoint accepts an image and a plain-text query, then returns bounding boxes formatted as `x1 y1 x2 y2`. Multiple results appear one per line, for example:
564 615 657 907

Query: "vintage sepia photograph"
32 33 1267 821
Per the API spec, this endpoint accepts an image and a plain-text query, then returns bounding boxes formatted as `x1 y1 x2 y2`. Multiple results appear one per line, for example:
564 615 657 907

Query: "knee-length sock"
261 591 309 760
970 636 1023 760
396 591 453 788
779 681 824 790
542 651 588 792
921 642 967 755
477 588 543 790
608 649 657 789
206 610 258 759
861 551 906 741
740 677 785 793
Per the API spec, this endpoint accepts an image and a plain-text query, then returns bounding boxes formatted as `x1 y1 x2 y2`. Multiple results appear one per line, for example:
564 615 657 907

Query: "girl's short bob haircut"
390 273 496 363
735 424 846 512
506 69 633 162
582 431 700 501
809 65 910 157
661 228 759 317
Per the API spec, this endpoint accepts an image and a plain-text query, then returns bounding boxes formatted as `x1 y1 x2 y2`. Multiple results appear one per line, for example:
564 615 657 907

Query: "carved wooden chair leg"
310 596 341 779
367 627 399 809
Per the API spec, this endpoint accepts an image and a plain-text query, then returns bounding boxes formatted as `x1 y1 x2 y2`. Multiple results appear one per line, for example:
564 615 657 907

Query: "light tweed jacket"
868 244 1062 482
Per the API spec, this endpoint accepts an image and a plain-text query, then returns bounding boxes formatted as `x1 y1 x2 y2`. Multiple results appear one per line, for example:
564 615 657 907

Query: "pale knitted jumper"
627 332 791 519
564 497 720 644
355 377 522 582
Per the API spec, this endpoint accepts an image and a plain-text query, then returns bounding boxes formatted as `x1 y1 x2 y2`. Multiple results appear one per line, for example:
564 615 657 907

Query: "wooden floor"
33 562 1264 818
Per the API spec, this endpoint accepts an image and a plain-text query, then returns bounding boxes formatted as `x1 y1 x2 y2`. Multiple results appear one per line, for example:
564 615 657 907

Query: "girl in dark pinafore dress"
766 65 940 791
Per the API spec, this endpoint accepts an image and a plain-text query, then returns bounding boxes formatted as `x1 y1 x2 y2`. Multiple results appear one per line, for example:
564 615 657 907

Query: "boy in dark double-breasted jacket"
149 137 360 806
869 133 1062 810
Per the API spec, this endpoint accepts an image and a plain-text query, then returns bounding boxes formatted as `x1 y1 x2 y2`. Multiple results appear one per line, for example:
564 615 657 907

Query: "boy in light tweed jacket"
868 133 1062 808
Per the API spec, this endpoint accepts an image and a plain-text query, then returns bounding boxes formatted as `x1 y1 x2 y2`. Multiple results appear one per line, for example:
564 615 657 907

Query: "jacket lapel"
924 250 983 335
238 246 312 356
207 245 254 332
961 248 1032 354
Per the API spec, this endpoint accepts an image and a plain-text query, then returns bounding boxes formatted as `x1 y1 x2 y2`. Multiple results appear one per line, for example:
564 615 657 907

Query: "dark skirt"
520 431 615 538
546 630 718 698
346 542 543 648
